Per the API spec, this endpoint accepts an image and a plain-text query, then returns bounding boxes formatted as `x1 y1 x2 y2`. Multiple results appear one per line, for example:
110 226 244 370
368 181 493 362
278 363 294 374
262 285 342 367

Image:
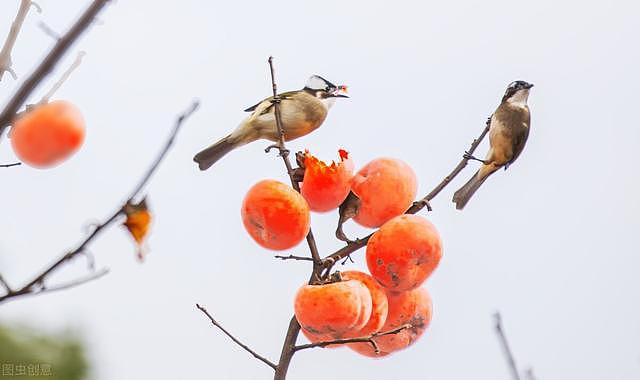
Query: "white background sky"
0 1 639 379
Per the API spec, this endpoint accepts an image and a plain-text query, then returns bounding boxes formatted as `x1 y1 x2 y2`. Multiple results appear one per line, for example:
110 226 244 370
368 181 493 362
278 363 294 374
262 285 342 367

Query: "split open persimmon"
241 179 310 250
349 287 433 357
366 214 442 292
11 100 85 168
351 158 417 228
301 149 354 212
294 280 372 336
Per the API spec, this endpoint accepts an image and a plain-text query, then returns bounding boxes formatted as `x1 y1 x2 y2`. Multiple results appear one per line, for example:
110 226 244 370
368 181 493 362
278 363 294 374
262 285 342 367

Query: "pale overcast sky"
0 1 639 379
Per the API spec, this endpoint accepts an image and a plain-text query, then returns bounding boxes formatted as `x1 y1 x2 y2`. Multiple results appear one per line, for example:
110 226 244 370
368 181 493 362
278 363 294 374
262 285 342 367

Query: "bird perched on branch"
194 75 348 170
452 80 533 210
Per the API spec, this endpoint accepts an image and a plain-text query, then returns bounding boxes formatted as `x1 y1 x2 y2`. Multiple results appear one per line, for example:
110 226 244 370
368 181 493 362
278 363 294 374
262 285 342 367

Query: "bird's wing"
243 92 297 115
505 122 530 169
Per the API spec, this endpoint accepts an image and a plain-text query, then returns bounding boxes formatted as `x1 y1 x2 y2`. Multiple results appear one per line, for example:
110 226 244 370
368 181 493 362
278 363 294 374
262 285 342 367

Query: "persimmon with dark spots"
349 287 433 358
340 271 388 342
241 179 310 250
10 100 85 168
301 149 354 212
366 214 442 291
294 280 372 336
350 158 417 227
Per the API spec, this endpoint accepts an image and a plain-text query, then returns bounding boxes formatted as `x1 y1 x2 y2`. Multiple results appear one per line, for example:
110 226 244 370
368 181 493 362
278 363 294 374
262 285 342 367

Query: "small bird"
452 80 533 210
194 75 348 170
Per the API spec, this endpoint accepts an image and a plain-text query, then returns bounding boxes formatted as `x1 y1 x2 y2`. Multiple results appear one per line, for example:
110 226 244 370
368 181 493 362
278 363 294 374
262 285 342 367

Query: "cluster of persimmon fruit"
9 100 85 168
241 150 443 357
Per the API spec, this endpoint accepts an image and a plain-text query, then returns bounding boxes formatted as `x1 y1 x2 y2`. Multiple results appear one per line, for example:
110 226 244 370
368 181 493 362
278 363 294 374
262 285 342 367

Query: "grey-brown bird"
193 75 348 170
452 80 533 210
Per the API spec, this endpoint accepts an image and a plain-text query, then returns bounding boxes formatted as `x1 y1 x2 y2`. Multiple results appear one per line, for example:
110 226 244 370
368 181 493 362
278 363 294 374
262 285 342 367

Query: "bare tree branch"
0 0 112 136
0 162 21 168
0 101 199 305
494 312 522 380
0 0 40 81
196 303 277 370
321 118 491 271
265 56 323 268
39 50 85 104
293 323 411 352
274 255 314 262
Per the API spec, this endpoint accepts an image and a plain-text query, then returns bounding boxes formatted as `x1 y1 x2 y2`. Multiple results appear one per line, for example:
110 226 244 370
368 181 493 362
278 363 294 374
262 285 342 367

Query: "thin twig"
265 56 323 268
37 21 61 40
0 162 21 168
321 118 492 271
494 312 522 380
0 0 112 136
274 255 314 262
0 101 199 305
266 56 328 380
39 51 85 104
0 0 39 81
293 324 412 352
14 268 109 300
196 304 277 370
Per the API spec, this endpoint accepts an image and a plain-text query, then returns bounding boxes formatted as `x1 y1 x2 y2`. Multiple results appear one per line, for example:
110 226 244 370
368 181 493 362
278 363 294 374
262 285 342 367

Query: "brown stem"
321 118 491 271
266 56 322 268
196 304 277 370
0 0 112 136
274 255 314 262
266 56 329 380
273 316 301 380
293 323 411 352
494 312 522 380
0 101 199 305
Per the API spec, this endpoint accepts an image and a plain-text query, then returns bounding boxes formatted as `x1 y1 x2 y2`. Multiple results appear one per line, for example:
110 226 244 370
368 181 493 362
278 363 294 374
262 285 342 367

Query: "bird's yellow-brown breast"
487 102 530 165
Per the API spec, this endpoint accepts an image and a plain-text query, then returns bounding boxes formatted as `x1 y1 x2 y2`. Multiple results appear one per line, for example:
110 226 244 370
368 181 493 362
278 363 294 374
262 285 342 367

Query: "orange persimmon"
350 158 417 228
11 100 85 168
294 280 372 336
301 149 354 212
349 287 433 357
241 180 310 250
366 214 442 291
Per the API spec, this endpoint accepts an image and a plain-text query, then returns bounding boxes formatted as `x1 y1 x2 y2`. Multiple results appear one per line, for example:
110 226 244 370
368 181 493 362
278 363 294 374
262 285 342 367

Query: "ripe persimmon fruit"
11 100 85 168
241 180 310 250
294 280 372 336
351 158 417 228
301 149 354 212
366 214 442 291
349 287 433 357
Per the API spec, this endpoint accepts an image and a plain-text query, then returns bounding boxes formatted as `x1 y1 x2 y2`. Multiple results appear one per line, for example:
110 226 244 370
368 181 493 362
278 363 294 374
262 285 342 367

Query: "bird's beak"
332 85 349 98
525 83 534 89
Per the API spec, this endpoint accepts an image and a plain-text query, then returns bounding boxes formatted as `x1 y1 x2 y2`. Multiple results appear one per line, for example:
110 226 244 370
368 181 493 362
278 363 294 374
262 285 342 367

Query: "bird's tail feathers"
193 134 238 171
452 168 493 210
